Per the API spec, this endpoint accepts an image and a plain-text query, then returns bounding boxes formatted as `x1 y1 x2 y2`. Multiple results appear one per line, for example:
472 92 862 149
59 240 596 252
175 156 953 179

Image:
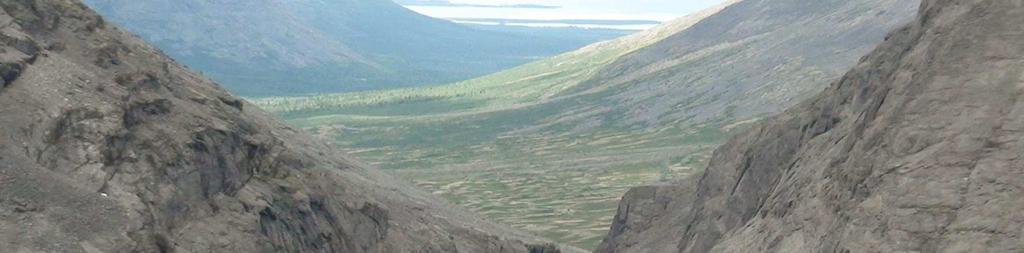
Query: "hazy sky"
406 0 728 21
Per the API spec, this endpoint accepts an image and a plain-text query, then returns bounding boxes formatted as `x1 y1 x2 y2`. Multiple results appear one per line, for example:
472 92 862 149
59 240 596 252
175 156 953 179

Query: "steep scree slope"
598 0 1024 252
0 0 572 252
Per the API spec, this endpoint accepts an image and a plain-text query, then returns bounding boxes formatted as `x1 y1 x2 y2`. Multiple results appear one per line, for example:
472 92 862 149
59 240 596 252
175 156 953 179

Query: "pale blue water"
401 1 725 30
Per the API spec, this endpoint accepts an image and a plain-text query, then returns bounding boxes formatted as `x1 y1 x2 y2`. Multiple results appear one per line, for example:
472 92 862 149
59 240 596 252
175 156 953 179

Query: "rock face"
0 0 571 252
598 0 1024 252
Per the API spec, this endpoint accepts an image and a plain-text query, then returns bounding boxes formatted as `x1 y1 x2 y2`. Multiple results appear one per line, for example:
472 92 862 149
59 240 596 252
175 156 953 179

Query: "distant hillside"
255 0 919 249
81 0 625 96
569 0 919 130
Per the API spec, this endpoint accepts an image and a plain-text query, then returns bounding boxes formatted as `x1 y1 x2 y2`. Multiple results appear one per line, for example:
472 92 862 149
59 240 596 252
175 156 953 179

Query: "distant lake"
404 5 668 30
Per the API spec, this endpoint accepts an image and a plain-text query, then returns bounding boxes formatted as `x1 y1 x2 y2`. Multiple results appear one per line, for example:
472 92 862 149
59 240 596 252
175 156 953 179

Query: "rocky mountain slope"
0 0 576 252
598 0 1024 252
253 0 919 249
80 0 622 96
554 0 920 131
